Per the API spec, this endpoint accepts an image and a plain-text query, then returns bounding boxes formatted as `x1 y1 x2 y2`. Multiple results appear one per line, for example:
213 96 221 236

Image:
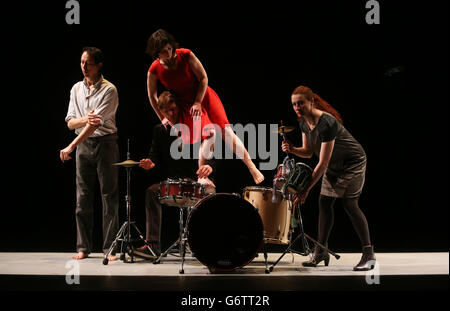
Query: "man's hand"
161 117 174 130
87 110 102 127
197 177 216 188
60 144 75 163
197 164 212 179
139 158 155 170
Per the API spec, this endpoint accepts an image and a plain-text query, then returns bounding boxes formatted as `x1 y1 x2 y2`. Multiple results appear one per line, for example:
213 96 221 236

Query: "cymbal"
273 125 295 134
112 159 140 167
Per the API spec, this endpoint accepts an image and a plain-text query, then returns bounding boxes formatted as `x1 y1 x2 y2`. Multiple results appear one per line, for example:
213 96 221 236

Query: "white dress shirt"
65 76 118 137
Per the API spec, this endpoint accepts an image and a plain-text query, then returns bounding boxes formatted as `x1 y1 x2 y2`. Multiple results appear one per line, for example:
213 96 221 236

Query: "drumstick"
280 120 286 141
280 120 289 157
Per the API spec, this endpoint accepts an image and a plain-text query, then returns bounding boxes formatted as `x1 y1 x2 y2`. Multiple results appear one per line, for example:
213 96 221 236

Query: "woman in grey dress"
282 85 375 271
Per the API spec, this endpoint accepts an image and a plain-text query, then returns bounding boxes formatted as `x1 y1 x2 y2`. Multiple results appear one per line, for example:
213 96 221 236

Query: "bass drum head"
187 193 264 271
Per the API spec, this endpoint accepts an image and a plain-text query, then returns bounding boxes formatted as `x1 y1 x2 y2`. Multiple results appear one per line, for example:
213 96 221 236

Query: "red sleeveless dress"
149 48 229 144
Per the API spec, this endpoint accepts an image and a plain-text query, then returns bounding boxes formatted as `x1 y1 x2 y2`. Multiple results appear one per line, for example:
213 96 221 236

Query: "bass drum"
186 193 264 272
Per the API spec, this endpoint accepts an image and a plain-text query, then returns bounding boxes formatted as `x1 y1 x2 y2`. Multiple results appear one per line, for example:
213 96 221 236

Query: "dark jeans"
75 134 119 255
145 183 216 243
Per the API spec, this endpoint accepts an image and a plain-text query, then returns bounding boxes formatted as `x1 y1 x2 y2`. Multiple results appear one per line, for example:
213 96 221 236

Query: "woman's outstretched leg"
223 126 264 184
197 130 217 188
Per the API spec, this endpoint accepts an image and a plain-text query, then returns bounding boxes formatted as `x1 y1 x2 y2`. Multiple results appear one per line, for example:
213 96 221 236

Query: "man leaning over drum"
134 91 216 259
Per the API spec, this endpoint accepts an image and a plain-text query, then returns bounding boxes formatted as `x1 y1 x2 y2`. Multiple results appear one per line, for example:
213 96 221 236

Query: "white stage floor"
0 252 447 293
0 252 448 277
1 251 447 310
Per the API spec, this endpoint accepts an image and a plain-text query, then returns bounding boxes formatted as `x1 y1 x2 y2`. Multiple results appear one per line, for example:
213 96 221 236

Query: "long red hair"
292 85 343 124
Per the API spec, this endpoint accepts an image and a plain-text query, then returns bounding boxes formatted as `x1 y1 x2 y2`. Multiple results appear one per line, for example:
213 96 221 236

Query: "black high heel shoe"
353 245 376 271
302 246 330 267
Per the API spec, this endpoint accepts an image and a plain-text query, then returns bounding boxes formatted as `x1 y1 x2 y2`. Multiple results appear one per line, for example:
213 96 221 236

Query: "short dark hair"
81 47 104 64
146 29 179 59
157 91 178 110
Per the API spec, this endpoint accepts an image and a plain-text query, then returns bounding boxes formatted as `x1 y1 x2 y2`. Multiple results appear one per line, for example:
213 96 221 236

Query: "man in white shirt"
60 47 119 261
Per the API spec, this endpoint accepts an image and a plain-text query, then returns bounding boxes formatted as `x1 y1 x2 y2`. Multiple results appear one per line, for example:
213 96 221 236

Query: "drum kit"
103 127 340 272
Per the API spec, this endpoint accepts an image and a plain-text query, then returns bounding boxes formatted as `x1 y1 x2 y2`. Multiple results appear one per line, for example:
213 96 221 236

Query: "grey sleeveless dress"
299 112 366 198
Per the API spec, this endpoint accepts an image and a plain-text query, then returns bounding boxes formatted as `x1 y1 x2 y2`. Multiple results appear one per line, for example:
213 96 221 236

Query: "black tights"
317 195 371 247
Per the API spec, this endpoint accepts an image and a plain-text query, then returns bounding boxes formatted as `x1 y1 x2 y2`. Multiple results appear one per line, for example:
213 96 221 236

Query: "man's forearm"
67 116 88 130
69 123 98 148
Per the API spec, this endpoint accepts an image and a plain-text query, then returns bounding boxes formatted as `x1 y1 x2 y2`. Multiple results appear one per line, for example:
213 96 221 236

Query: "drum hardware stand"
262 243 270 274
155 190 213 273
103 139 156 265
154 205 192 273
273 121 295 203
179 223 189 274
268 199 340 272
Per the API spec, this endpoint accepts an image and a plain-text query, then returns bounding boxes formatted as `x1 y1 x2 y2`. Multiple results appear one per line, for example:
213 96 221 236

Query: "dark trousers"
145 183 215 243
75 134 119 255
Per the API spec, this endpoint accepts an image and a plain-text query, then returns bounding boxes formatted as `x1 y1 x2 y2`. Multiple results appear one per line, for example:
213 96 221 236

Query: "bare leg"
199 129 216 168
223 126 264 184
198 127 264 184
198 130 218 188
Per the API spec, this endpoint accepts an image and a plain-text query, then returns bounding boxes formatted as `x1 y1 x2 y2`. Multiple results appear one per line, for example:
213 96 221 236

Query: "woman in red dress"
146 29 264 184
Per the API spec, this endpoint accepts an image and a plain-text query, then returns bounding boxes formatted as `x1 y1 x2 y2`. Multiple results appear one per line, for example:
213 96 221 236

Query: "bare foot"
107 255 118 261
72 252 88 260
250 166 265 184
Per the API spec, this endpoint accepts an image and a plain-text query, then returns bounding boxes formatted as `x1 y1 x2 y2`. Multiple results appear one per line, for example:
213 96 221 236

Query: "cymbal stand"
103 139 156 265
268 197 340 272
273 120 295 202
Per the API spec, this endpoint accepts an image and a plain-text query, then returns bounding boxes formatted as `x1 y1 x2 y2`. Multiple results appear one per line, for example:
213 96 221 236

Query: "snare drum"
282 162 313 195
159 179 206 207
243 186 292 244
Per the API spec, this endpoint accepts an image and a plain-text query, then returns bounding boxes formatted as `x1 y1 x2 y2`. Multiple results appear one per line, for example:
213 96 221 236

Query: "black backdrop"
1 1 448 254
